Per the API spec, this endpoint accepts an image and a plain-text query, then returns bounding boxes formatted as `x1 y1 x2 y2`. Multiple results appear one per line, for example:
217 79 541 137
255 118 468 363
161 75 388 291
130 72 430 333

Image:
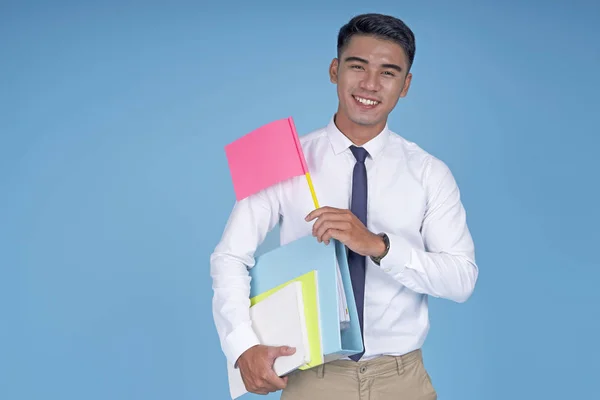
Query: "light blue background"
1 1 599 399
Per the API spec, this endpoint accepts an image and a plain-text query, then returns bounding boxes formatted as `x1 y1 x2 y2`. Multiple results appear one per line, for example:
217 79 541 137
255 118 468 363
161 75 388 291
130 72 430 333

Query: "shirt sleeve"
378 156 479 303
209 185 281 367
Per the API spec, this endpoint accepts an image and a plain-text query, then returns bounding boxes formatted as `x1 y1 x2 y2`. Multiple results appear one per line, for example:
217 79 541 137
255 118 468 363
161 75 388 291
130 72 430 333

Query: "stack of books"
226 236 363 399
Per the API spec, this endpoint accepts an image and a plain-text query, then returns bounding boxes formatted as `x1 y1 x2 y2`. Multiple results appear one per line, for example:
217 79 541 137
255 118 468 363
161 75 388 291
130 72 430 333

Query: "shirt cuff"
224 321 261 368
377 233 413 277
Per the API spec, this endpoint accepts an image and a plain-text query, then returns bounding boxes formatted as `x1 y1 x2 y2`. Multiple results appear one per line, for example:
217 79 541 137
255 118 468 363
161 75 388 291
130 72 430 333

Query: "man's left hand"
305 206 386 258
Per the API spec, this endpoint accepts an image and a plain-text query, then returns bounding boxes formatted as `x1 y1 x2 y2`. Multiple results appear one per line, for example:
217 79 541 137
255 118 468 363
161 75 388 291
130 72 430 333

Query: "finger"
269 345 296 359
311 212 352 236
305 206 342 221
265 370 288 390
260 346 295 391
246 379 271 395
251 373 281 393
315 221 349 242
322 228 347 245
254 373 279 393
315 221 351 242
279 345 296 355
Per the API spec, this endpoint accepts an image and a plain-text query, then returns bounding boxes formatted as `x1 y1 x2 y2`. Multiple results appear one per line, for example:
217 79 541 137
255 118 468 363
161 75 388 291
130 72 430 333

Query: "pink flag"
225 117 310 202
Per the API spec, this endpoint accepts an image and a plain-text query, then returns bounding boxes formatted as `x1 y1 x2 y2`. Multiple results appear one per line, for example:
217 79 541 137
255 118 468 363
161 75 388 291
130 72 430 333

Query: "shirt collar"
325 115 390 160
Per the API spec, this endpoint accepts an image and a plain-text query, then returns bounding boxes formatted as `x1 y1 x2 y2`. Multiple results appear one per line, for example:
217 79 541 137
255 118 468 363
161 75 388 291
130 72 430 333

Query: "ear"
329 58 339 84
399 72 412 98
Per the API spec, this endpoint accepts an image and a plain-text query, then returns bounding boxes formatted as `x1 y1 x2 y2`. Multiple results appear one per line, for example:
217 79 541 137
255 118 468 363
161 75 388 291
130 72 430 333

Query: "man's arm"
210 186 281 367
378 156 478 303
307 155 478 303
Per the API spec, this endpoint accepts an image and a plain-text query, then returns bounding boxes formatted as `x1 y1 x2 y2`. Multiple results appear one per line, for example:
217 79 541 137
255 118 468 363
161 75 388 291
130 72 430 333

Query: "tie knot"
350 146 369 163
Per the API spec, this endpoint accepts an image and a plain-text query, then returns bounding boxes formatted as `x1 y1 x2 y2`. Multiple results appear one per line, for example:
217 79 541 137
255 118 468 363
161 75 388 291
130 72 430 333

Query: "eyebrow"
343 56 403 73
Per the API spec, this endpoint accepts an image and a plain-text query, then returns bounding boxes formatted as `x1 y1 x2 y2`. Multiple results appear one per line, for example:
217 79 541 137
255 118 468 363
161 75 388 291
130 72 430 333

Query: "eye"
350 64 364 70
382 71 395 77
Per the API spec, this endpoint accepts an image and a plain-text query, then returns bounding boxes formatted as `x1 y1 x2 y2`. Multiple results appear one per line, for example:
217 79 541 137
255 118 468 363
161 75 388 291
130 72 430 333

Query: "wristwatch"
370 232 390 266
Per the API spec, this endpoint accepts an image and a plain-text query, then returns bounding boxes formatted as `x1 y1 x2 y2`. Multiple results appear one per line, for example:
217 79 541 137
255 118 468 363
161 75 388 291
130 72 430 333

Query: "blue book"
249 235 363 363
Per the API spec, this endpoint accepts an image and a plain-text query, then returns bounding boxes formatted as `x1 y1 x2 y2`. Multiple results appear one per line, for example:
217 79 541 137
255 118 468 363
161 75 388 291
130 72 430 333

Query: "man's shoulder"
386 129 451 177
386 129 433 161
298 125 328 146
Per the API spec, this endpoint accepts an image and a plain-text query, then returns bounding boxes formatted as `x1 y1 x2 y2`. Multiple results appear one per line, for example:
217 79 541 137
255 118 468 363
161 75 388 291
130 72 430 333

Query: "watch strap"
370 232 390 265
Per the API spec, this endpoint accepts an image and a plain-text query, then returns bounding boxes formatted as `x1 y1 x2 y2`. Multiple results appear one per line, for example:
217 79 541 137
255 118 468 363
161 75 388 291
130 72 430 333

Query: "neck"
333 113 386 146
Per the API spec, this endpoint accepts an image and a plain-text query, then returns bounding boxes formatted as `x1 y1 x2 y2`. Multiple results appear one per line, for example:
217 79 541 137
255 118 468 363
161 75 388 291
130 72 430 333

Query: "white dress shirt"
210 116 478 367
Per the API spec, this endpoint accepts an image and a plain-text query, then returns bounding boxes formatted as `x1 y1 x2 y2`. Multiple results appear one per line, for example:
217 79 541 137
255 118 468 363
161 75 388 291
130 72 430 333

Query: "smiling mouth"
352 95 380 107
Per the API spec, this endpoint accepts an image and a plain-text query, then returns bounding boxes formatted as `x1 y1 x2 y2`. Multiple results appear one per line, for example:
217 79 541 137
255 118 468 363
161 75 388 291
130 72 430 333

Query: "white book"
226 281 310 399
336 257 350 330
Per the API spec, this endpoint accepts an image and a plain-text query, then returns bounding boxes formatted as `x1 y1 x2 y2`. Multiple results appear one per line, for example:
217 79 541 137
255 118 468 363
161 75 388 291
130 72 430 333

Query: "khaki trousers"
281 349 437 400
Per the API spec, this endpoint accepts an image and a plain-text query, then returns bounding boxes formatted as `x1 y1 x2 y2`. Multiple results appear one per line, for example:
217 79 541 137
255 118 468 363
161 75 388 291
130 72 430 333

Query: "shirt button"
360 366 367 373
384 268 391 273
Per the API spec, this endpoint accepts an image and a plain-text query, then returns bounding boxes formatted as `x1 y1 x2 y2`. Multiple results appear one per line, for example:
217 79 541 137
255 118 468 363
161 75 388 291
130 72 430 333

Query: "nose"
359 70 381 91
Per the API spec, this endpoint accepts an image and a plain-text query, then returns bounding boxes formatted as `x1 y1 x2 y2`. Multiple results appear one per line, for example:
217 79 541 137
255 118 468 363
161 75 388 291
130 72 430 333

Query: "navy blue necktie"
348 145 368 361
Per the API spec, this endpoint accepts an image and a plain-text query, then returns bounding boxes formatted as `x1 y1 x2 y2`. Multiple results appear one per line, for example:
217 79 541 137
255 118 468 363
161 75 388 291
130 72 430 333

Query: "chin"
348 114 383 127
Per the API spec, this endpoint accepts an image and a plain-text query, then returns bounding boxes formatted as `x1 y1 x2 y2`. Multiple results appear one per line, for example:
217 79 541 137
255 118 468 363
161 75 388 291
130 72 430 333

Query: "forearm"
211 251 260 366
378 233 478 303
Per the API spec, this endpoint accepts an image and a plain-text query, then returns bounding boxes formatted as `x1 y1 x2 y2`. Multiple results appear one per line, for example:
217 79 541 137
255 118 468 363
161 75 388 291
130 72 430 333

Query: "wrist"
369 233 386 257
236 344 258 367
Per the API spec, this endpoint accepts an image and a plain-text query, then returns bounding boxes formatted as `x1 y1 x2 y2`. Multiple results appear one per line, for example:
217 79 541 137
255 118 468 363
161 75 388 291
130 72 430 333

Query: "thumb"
276 345 296 357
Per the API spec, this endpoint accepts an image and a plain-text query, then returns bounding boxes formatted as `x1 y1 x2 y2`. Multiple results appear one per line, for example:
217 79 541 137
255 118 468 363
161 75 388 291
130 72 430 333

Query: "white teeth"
354 96 379 106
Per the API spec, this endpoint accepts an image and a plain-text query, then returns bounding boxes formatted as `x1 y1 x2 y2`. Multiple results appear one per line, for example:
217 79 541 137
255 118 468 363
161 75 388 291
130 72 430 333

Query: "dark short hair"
337 13 416 70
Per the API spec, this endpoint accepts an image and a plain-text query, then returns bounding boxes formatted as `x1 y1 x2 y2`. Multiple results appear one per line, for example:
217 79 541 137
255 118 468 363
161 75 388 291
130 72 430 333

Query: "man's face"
330 35 412 128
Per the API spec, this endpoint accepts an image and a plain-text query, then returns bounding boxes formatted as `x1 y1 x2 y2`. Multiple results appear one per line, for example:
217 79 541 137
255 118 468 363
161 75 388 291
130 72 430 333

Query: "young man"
210 13 478 400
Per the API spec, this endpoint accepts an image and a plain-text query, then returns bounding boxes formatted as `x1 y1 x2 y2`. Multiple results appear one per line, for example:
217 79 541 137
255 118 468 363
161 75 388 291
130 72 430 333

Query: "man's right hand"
236 344 296 395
